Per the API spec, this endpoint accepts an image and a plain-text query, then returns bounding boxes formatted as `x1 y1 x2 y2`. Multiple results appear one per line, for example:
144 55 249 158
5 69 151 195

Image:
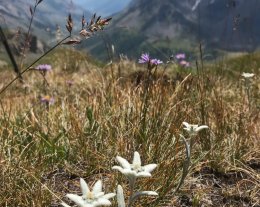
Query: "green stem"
128 177 136 207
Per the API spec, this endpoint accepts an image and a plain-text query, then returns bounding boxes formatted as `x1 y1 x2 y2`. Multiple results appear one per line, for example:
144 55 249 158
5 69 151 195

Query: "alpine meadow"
0 0 259 207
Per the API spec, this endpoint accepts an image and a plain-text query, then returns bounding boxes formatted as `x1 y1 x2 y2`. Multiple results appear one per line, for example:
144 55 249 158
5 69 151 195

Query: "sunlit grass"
0 50 259 206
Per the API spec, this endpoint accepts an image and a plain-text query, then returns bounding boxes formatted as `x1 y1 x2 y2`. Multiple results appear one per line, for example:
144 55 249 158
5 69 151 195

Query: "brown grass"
0 51 259 206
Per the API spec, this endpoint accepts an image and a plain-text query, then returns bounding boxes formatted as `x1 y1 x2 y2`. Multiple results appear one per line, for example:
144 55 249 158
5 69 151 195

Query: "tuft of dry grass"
0 51 259 206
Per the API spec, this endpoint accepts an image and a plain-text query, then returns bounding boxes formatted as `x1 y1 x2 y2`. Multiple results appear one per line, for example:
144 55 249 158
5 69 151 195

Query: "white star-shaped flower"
183 122 208 136
63 178 115 207
242 72 255 78
112 151 157 179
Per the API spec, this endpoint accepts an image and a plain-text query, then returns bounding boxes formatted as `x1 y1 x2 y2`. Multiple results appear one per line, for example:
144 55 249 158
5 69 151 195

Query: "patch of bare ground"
172 160 260 207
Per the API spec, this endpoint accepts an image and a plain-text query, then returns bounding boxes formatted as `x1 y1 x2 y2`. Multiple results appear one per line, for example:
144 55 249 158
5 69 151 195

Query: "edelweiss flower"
64 178 115 207
183 122 208 136
241 72 255 78
112 151 157 179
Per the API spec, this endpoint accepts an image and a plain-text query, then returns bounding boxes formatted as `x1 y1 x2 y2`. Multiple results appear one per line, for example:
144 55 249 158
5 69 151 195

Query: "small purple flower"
179 60 190 67
151 59 163 65
36 64 52 72
139 53 163 69
175 53 186 60
138 53 150 64
66 80 74 87
40 95 54 105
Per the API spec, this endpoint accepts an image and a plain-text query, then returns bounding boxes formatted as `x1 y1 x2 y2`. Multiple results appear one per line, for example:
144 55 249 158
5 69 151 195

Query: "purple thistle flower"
138 53 163 70
175 53 186 60
138 53 150 64
40 95 54 105
66 80 74 87
151 58 163 65
36 64 52 72
179 60 190 67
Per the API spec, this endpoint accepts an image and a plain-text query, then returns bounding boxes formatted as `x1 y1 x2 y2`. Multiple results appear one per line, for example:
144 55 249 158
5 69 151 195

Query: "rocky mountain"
116 0 260 51
2 0 260 62
82 0 260 61
0 0 92 42
76 0 131 16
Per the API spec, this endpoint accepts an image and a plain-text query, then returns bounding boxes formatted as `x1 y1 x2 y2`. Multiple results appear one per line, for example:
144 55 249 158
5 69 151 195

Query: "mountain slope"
83 0 260 61
76 0 131 16
116 0 260 50
0 0 92 40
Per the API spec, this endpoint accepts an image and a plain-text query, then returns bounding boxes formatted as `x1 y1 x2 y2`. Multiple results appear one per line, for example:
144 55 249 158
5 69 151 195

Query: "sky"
75 0 131 16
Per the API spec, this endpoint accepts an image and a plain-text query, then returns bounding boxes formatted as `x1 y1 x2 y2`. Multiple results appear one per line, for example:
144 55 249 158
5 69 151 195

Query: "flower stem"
19 2 38 69
128 177 136 207
0 35 70 96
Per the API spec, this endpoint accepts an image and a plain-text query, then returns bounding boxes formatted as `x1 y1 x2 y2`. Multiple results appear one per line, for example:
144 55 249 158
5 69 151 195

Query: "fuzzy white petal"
61 202 71 207
134 191 158 197
143 191 158 196
83 203 95 207
133 151 141 166
137 171 152 177
112 166 125 173
95 192 105 198
123 169 138 177
96 198 111 206
182 122 190 128
117 185 126 207
143 164 157 173
195 125 208 132
103 193 116 199
116 156 131 169
93 180 102 194
80 178 90 195
66 194 85 207
242 72 254 78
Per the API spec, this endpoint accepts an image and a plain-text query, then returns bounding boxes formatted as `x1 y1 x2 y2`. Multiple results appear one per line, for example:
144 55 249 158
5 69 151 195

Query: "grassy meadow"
0 46 259 206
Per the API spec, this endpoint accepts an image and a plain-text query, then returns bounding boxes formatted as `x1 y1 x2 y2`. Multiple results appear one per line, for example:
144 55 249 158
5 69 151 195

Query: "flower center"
132 163 142 172
86 191 95 200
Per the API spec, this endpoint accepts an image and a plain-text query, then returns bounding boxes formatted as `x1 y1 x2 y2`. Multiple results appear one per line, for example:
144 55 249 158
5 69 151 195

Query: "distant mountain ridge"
2 0 260 62
114 0 260 51
0 0 92 41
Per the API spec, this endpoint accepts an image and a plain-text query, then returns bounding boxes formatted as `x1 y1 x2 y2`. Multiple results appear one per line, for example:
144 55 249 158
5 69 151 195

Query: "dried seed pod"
62 39 81 45
96 16 101 23
90 13 96 25
82 14 86 29
79 29 92 38
66 13 73 35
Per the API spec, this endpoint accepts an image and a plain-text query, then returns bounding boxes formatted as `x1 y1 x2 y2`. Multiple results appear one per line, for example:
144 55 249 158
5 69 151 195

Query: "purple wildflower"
179 60 190 67
66 80 74 87
138 53 163 70
138 53 150 64
36 64 52 72
175 53 186 60
40 95 54 105
151 59 163 65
